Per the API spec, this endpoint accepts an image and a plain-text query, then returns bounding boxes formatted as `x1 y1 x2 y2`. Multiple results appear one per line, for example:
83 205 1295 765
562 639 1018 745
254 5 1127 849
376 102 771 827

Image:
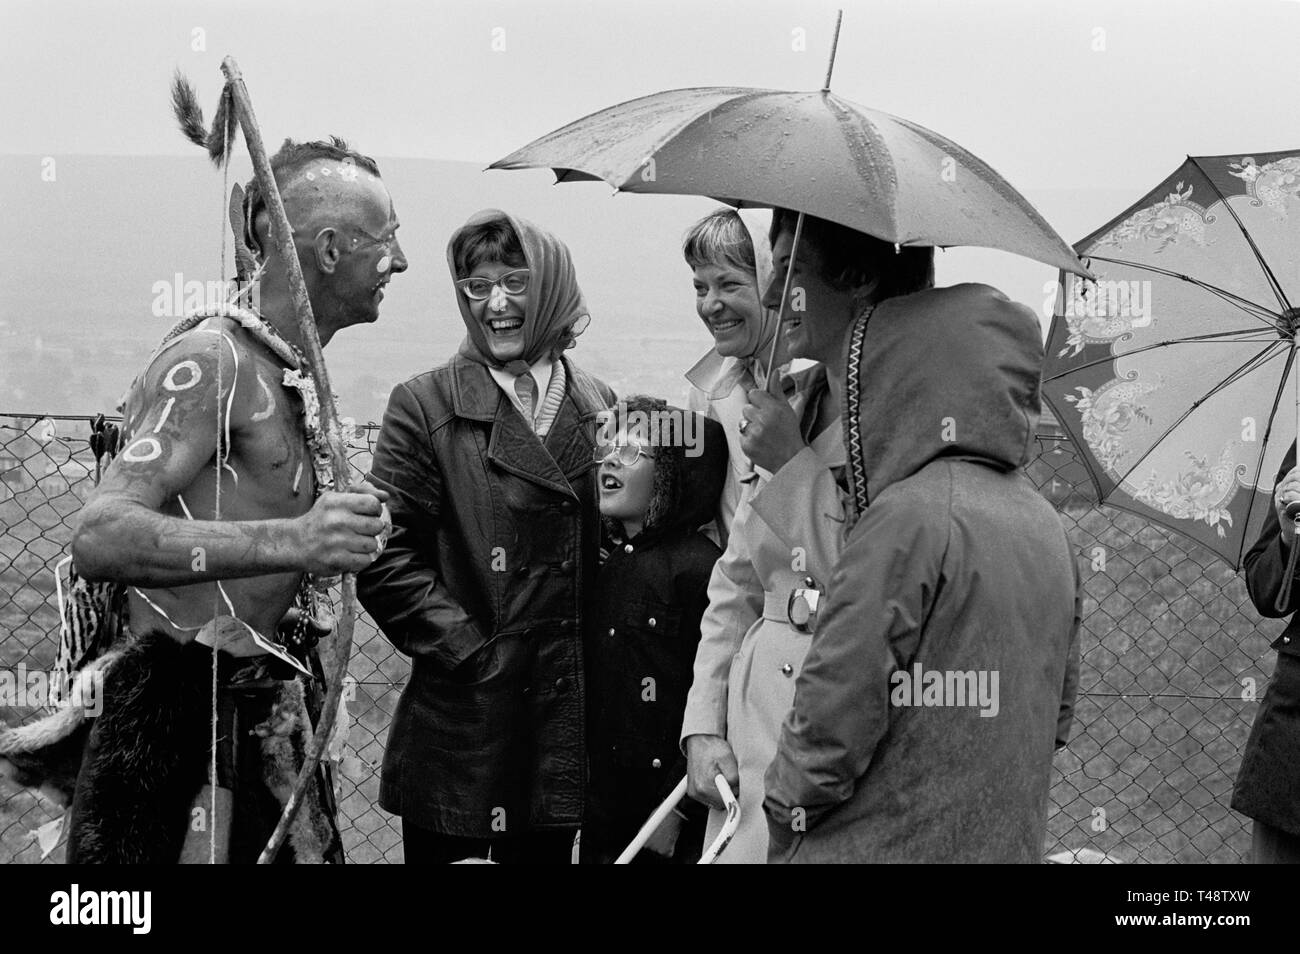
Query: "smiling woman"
357 208 614 864
681 208 781 541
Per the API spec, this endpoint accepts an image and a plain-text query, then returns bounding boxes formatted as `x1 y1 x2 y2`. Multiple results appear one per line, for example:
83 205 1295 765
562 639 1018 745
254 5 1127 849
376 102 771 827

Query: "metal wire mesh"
0 412 1284 863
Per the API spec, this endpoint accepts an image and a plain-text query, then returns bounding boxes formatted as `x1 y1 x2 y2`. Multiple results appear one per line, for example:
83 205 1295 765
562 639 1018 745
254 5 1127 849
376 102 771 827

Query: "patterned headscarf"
448 209 591 375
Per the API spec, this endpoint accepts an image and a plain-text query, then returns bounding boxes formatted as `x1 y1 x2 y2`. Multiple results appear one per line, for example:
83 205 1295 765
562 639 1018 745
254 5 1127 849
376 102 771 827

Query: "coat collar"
685 348 755 401
449 354 600 498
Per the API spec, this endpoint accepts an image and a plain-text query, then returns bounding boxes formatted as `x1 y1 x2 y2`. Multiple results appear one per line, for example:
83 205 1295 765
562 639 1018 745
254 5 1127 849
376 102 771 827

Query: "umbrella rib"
823 95 898 237
1189 157 1291 314
1112 340 1287 490
1043 327 1282 383
1084 255 1280 327
1235 345 1299 567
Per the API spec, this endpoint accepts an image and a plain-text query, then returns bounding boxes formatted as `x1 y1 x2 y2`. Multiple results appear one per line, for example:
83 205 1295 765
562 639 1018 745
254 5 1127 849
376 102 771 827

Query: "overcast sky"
6 0 1300 383
5 0 1299 192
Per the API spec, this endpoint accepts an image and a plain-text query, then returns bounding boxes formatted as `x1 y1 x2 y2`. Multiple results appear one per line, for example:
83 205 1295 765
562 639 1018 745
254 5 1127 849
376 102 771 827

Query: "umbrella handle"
764 211 806 392
613 776 687 864
612 773 740 864
698 773 740 864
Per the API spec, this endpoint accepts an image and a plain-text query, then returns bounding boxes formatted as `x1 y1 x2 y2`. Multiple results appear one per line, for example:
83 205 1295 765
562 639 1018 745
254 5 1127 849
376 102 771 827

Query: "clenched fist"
741 388 806 475
293 481 391 575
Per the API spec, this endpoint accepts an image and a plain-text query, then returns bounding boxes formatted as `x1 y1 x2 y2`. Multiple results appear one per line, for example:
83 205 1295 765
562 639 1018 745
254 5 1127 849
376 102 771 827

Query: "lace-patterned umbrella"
1042 150 1300 568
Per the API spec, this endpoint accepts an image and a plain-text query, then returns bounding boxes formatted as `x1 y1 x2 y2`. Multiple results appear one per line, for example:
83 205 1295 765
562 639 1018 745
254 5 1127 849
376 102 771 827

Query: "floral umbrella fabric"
1042 150 1300 568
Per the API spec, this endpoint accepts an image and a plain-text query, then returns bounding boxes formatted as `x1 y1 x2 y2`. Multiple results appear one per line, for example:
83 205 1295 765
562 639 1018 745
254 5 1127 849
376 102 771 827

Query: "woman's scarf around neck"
448 209 591 376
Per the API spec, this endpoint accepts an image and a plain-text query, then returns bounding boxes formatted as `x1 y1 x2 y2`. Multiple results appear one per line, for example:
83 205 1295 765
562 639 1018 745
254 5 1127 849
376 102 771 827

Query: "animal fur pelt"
0 651 122 807
66 634 216 863
65 633 339 864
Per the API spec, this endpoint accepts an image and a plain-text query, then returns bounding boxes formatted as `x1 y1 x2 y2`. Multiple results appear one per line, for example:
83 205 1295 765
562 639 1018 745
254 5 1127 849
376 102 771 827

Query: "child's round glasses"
595 441 654 466
456 269 531 301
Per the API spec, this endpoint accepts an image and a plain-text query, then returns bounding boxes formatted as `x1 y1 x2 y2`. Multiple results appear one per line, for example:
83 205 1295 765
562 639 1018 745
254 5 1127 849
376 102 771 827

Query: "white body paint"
153 397 175 433
121 437 162 463
250 375 277 422
163 360 202 392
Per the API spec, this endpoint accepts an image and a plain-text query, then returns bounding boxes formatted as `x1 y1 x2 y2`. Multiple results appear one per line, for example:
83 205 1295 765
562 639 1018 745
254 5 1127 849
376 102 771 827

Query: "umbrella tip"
822 9 844 91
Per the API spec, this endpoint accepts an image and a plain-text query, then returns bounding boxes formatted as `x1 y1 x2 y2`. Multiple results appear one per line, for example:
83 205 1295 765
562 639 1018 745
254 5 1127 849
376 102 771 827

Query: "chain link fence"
0 412 1284 863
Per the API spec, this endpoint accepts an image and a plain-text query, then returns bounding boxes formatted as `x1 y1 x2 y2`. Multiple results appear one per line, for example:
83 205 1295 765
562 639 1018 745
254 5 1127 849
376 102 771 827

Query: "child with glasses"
580 396 727 864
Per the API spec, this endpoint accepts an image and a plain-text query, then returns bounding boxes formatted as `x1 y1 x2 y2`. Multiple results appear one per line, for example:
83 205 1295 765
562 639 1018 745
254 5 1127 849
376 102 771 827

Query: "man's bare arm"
72 328 385 586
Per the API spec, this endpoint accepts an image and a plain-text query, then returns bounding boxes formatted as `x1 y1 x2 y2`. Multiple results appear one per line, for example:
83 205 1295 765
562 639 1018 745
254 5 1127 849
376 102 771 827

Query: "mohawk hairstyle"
240 137 382 256
170 71 381 261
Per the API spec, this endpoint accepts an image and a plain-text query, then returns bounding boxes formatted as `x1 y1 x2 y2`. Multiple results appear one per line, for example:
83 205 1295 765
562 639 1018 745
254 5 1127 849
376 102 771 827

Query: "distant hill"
0 153 1123 424
0 154 726 424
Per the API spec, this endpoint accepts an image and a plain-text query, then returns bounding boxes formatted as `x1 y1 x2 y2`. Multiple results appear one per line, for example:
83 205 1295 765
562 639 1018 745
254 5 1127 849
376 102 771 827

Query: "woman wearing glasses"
358 208 614 864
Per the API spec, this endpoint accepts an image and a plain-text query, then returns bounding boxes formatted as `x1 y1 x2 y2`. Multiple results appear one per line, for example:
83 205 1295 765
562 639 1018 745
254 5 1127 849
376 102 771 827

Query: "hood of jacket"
448 208 591 375
617 407 727 541
849 283 1043 510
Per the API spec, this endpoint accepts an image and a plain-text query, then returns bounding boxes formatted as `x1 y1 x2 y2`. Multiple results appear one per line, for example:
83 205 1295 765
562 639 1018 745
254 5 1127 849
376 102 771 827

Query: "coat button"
608 627 616 637
1285 636 1292 644
648 617 656 627
560 559 575 574
623 544 634 554
559 500 575 513
555 677 570 693
781 663 794 677
558 619 573 631
651 758 662 769
515 563 529 577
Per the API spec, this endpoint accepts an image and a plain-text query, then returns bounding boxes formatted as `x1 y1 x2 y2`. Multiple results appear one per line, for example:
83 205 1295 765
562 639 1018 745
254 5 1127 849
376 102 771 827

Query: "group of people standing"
359 195 1082 863
26 135 1081 865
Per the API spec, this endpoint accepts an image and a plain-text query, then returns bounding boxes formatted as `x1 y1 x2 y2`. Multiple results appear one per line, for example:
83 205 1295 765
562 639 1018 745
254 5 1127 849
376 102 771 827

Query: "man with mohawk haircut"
59 93 409 862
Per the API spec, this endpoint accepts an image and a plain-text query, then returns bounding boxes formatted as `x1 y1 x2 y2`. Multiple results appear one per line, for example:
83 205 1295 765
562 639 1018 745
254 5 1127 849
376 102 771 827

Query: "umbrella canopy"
1042 150 1300 568
490 86 1089 276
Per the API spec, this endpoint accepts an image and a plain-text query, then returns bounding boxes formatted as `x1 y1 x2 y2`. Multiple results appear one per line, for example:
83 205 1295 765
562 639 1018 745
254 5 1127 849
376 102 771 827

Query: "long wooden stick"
217 55 356 865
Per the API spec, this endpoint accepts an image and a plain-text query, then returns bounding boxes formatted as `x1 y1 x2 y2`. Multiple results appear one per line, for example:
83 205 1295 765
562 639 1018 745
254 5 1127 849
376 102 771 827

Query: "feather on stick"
170 71 235 166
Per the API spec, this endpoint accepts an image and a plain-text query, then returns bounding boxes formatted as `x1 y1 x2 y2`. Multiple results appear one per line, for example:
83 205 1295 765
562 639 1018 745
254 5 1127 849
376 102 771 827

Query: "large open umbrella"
490 12 1088 381
1041 149 1300 569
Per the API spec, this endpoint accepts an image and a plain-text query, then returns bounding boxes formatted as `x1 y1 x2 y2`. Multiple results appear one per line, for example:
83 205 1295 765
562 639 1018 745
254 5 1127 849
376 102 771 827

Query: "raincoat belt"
762 591 800 625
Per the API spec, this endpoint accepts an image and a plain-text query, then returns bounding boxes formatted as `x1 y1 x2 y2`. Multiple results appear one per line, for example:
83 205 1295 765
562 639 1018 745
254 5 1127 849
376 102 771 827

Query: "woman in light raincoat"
680 209 935 863
682 208 782 543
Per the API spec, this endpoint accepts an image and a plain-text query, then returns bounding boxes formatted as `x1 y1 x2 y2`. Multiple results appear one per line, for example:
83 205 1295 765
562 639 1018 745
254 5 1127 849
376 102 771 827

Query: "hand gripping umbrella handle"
699 774 740 864
612 773 740 864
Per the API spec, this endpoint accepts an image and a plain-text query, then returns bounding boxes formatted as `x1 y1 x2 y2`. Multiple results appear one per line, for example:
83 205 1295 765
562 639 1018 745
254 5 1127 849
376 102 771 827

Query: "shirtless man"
65 137 407 863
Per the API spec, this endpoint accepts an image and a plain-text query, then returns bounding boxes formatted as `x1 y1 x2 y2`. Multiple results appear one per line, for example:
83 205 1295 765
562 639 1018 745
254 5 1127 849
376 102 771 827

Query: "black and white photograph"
0 0 1286 931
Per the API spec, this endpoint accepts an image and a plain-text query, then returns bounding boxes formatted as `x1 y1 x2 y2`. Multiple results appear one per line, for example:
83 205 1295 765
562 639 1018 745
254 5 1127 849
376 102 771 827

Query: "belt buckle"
787 576 821 634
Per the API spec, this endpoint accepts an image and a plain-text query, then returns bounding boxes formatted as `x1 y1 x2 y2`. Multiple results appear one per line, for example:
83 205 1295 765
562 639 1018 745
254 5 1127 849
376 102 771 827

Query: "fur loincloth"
65 631 341 864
